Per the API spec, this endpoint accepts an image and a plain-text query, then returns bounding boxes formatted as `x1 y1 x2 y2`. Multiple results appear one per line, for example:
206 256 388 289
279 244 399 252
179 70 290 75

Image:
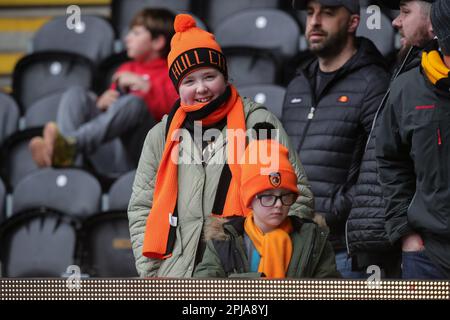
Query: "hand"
113 71 151 93
312 212 328 228
96 89 119 111
401 233 424 252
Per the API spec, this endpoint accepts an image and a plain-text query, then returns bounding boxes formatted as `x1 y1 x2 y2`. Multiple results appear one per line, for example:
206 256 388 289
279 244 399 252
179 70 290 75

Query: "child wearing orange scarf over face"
194 139 340 278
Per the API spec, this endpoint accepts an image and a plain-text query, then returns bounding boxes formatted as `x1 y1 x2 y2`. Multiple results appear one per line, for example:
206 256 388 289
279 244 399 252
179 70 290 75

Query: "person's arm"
127 120 166 277
329 71 390 227
113 71 151 93
375 96 416 244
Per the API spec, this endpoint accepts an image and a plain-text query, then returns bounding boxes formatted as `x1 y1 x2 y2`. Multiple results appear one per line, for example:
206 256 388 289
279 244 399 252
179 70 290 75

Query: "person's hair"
418 1 432 19
130 8 176 58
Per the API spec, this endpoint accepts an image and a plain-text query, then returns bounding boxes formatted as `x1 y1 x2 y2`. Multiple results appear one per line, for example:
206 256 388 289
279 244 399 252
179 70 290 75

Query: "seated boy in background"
30 8 178 169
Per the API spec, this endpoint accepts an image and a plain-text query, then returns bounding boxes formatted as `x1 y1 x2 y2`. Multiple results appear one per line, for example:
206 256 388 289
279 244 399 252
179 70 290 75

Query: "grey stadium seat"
215 8 300 59
0 210 78 277
12 52 94 114
238 84 286 119
80 211 138 277
357 6 396 57
223 48 281 87
24 92 63 128
12 51 94 113
0 128 41 190
0 92 19 145
12 168 102 218
204 0 281 31
111 0 191 39
108 170 136 211
32 15 115 65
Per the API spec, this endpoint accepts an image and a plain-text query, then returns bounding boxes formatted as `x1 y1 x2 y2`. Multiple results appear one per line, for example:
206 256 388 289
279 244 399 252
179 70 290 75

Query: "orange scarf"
244 211 293 278
143 85 250 259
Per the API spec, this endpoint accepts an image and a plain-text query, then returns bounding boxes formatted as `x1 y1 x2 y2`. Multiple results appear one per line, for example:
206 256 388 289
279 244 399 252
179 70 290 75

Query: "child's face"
178 68 227 106
125 25 160 61
250 188 297 234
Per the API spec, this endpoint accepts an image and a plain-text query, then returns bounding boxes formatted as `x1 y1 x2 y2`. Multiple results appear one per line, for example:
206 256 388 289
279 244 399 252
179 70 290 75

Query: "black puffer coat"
347 46 423 268
282 38 389 250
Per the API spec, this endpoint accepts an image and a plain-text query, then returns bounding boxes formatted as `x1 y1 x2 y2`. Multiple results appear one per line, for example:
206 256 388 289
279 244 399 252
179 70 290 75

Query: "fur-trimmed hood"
203 216 245 241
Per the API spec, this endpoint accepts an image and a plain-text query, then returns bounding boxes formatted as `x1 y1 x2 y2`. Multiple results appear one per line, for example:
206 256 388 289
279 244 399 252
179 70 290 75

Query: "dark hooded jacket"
376 42 450 277
282 37 390 250
346 45 424 270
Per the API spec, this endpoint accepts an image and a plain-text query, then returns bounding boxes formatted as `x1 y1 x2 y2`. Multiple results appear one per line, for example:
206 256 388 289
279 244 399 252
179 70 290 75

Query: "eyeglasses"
255 193 298 207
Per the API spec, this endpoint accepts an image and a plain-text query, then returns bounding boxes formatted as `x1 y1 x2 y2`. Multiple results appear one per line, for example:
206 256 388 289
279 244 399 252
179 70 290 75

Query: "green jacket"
128 98 314 277
194 216 340 278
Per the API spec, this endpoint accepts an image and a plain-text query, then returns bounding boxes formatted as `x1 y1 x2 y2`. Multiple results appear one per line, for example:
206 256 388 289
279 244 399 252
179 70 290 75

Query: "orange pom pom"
174 14 197 33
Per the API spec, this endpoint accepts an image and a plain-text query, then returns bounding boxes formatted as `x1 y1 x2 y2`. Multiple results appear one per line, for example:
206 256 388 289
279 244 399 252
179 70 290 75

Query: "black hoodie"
282 37 390 250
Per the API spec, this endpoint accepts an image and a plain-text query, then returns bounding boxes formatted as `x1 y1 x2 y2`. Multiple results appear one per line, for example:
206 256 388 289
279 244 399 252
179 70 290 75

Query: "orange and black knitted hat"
167 14 228 89
240 139 299 208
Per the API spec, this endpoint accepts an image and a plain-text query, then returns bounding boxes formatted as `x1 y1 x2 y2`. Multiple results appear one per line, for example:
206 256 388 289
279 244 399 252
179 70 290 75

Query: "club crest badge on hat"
269 172 281 187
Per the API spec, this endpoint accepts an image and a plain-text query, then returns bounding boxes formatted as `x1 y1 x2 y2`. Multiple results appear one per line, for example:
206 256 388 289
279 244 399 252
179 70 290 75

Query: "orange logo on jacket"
338 95 349 103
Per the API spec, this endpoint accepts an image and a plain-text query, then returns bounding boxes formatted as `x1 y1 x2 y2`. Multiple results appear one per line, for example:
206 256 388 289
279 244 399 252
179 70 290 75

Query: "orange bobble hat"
240 139 299 208
167 14 228 89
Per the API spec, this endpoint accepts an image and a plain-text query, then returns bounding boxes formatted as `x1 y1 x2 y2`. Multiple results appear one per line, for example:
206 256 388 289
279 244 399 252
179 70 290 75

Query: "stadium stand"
31 15 115 65
111 0 191 38
238 84 286 119
12 51 94 114
108 170 135 211
79 211 138 277
12 168 102 217
0 209 79 277
215 8 300 86
0 91 19 145
0 128 41 190
201 0 281 31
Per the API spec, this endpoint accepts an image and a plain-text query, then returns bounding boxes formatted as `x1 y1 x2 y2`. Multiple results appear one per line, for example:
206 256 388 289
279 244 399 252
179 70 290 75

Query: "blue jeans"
335 250 366 279
402 251 447 280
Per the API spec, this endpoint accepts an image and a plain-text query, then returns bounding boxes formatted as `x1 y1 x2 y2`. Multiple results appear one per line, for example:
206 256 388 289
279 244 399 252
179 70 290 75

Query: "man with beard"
376 0 450 279
382 0 435 68
346 0 435 279
282 0 390 278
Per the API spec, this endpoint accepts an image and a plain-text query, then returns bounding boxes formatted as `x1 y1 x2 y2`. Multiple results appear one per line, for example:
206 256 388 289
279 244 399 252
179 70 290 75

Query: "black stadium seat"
111 0 191 39
32 15 115 66
0 128 42 190
79 211 138 277
238 84 286 119
0 92 19 145
12 168 102 218
108 170 136 211
0 209 79 277
203 0 281 31
13 51 94 114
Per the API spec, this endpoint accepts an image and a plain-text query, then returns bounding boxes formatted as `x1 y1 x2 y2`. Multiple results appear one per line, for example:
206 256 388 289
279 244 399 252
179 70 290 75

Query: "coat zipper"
296 83 318 153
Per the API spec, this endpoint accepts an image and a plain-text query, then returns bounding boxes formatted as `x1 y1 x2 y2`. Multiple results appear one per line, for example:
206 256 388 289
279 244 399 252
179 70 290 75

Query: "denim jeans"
402 250 447 280
335 250 366 279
